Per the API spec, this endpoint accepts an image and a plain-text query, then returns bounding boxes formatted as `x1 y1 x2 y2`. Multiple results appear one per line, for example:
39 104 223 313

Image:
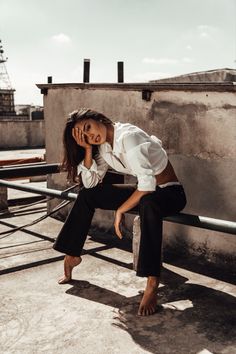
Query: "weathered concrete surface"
0 148 45 161
0 198 236 354
0 120 45 149
0 149 45 211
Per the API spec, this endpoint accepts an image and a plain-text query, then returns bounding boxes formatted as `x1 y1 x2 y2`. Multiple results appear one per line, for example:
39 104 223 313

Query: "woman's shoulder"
114 122 150 151
115 121 148 137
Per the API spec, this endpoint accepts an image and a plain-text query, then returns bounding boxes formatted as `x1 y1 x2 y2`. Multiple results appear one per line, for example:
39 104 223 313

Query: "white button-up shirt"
77 122 168 191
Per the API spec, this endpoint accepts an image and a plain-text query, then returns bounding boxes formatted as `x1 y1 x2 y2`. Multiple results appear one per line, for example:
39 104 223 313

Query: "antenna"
0 40 13 90
0 40 15 115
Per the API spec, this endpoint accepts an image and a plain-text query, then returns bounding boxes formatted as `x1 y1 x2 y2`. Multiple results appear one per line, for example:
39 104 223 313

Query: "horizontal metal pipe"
0 163 61 178
0 179 236 235
0 179 77 201
164 213 236 235
1 162 46 169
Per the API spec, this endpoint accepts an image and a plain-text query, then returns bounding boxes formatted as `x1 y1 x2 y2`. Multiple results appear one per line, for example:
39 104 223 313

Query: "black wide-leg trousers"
53 183 186 277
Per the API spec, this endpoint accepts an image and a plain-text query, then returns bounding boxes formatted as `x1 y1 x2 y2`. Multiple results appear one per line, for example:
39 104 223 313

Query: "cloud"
182 57 193 63
200 31 209 38
142 57 193 66
142 57 178 64
51 33 72 44
197 25 218 39
133 72 171 81
197 25 212 31
181 25 220 44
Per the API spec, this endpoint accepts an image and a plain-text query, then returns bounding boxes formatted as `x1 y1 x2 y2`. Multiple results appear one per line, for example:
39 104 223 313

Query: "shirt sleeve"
123 133 157 191
77 152 109 188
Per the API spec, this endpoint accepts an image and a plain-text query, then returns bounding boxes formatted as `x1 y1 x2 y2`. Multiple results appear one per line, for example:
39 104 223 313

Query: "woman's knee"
139 193 161 214
77 184 101 203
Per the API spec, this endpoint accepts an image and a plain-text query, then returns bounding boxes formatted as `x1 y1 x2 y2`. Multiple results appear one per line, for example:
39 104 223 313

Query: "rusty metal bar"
0 163 60 179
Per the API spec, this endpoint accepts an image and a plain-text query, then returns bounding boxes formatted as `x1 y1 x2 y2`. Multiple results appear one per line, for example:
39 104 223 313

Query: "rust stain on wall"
149 100 207 120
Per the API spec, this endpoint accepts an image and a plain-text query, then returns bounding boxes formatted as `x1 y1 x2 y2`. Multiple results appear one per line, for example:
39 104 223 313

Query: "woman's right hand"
72 127 92 150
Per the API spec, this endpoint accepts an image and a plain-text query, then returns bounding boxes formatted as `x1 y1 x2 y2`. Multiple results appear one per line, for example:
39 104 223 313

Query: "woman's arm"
118 189 151 214
78 153 109 188
73 127 109 188
83 146 93 169
114 189 152 239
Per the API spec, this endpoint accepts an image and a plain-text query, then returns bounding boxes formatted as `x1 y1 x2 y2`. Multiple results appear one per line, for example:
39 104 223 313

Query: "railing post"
0 186 8 212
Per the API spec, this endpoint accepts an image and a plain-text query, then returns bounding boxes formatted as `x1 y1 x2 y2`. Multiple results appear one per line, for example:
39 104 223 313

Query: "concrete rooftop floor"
0 145 235 354
0 189 235 354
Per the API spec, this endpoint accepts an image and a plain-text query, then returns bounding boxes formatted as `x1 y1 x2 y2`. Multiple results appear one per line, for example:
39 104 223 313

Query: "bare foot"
138 276 159 316
58 255 82 284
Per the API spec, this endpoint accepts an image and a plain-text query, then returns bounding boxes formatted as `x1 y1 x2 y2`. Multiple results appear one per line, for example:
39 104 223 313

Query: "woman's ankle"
65 255 81 259
147 276 160 288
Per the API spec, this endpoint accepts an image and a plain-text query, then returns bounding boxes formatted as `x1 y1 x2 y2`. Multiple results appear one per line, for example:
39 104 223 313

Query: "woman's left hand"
114 210 125 239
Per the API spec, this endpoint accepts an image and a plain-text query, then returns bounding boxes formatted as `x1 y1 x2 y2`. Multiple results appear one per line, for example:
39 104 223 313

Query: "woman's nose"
86 132 94 140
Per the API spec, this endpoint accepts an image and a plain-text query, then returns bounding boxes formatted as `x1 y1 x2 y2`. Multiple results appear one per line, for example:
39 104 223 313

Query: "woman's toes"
138 307 143 316
151 307 155 315
58 276 71 284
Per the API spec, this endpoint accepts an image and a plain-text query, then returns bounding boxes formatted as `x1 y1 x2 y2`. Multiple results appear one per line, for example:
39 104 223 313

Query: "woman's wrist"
84 146 93 169
85 146 92 152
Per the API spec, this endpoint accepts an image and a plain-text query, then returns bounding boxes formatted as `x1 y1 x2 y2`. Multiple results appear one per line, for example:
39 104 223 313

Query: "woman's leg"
53 183 137 256
54 183 137 283
137 185 186 278
137 185 186 315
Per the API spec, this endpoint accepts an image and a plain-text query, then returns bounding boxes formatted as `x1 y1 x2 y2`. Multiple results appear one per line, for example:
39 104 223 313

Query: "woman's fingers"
72 128 82 144
114 221 121 238
72 127 76 140
114 211 123 239
72 127 79 143
72 127 90 149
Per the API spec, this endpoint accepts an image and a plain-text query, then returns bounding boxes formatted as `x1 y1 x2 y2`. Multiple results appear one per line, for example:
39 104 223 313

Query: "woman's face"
74 119 107 145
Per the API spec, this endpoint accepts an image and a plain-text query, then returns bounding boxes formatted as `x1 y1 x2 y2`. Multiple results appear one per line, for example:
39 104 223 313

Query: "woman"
53 108 187 316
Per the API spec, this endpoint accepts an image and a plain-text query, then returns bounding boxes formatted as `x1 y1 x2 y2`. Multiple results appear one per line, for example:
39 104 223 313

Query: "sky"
0 0 235 105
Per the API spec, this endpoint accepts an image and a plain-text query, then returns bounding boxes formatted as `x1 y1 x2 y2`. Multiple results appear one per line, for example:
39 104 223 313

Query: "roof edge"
36 82 236 92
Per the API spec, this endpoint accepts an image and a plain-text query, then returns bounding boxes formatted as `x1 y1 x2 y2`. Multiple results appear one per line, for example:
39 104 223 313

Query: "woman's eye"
86 124 90 131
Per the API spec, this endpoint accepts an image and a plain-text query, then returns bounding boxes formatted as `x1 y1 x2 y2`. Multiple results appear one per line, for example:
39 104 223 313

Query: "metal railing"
0 163 60 179
0 163 235 235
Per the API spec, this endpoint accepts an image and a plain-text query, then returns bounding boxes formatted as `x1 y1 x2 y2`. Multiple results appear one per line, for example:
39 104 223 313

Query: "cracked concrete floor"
0 198 236 354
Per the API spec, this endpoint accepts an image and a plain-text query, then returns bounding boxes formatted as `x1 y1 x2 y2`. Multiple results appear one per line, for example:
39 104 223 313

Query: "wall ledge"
36 82 236 93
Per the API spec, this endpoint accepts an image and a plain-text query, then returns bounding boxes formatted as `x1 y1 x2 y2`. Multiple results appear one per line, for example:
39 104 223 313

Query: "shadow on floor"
66 267 236 354
90 233 236 286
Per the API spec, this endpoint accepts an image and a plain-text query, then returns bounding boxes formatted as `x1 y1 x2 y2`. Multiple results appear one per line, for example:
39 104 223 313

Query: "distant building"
0 89 15 115
149 68 236 83
0 41 44 121
15 104 44 120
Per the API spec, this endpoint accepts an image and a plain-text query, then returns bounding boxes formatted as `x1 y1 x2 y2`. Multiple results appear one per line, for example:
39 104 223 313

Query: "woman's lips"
95 135 100 143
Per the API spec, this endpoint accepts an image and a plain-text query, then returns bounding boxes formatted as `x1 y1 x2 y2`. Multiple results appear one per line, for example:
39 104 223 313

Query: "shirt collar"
100 122 121 155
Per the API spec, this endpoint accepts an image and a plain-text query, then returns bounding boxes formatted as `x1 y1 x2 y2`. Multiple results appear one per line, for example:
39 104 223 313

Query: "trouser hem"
52 244 82 257
136 269 161 278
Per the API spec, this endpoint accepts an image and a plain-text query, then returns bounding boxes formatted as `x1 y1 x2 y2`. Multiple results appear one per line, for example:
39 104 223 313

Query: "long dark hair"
62 108 113 183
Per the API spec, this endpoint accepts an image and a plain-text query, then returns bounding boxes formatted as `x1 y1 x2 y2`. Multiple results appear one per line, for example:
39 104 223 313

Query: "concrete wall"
0 120 45 149
38 82 236 269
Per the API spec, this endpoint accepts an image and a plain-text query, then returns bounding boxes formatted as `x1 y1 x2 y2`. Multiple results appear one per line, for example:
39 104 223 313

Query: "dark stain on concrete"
149 100 207 121
222 104 236 110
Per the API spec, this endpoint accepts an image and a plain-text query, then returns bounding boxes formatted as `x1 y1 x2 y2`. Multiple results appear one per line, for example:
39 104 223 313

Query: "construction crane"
0 40 15 115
